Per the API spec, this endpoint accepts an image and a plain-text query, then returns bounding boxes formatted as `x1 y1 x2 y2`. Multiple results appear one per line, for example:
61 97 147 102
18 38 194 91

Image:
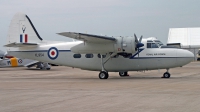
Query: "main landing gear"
98 53 116 79
162 69 171 78
119 72 129 77
36 62 51 70
99 71 109 79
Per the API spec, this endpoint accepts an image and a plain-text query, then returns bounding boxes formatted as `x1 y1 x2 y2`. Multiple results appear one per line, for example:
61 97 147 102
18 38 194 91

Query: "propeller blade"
4 52 7 56
139 35 143 42
134 34 139 43
134 34 144 57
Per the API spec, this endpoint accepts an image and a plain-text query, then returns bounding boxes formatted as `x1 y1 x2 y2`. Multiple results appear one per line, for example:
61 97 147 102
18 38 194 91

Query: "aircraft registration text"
35 53 44 57
146 53 166 56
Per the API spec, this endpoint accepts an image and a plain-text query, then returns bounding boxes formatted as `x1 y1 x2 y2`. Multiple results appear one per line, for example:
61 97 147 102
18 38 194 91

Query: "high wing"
57 32 116 43
4 42 38 47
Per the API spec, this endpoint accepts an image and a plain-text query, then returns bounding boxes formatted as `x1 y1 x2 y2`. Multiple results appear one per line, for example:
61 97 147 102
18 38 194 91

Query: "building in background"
167 27 200 61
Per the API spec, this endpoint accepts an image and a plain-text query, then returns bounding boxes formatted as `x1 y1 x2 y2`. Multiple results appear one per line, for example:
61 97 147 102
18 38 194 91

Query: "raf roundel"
18 59 23 63
48 47 59 60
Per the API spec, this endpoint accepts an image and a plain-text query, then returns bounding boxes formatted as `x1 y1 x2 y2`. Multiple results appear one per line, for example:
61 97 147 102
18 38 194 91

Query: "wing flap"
57 32 116 43
4 43 38 47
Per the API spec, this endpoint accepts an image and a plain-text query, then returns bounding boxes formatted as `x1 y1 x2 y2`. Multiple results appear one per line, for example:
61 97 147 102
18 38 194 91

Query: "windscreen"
154 40 163 47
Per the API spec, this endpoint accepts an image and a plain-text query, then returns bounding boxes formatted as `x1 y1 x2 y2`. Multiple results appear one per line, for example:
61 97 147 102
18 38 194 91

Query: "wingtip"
57 32 66 35
57 32 72 35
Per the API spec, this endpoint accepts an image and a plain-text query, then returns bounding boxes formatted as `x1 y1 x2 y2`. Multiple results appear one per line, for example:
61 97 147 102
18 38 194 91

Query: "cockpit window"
154 40 160 42
147 43 151 48
157 43 163 46
198 51 200 55
153 40 163 47
151 43 159 48
147 43 159 48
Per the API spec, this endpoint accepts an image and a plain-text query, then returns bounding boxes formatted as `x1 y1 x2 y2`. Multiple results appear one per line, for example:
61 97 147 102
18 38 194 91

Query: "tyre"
119 72 128 77
163 72 170 78
46 68 51 70
99 71 109 79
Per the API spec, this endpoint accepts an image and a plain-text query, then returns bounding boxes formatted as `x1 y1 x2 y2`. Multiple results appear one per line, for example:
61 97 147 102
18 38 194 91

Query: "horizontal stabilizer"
4 42 38 47
57 32 116 43
24 61 39 67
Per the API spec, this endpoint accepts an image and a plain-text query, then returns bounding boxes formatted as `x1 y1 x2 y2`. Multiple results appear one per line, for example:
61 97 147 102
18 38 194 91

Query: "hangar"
167 27 200 61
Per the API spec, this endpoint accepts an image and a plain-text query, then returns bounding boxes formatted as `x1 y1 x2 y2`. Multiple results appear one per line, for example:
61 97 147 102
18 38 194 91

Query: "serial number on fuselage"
35 53 44 57
146 53 166 56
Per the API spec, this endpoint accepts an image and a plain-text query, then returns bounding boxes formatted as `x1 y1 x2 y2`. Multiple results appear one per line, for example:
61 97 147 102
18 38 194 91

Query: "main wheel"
163 72 170 78
46 68 51 70
99 71 109 79
119 72 128 77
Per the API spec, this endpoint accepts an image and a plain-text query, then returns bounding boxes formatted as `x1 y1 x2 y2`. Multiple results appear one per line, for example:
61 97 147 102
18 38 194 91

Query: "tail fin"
7 13 43 44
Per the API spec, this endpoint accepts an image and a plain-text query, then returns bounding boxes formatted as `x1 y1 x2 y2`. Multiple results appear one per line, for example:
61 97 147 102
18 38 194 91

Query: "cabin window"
97 54 106 58
85 54 93 58
73 54 81 58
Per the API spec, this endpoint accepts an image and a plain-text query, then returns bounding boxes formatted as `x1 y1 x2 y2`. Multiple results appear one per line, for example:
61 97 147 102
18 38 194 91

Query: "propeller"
134 34 144 57
3 52 14 59
0 51 6 61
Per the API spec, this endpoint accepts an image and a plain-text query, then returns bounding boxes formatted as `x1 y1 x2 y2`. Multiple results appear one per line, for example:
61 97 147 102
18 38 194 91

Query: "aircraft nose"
176 49 194 66
186 50 194 58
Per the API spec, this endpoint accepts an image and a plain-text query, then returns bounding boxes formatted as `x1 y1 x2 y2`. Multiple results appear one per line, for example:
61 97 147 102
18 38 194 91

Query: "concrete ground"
0 62 200 112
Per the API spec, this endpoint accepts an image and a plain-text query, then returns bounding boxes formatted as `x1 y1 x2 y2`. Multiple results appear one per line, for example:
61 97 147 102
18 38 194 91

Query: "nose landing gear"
162 69 171 78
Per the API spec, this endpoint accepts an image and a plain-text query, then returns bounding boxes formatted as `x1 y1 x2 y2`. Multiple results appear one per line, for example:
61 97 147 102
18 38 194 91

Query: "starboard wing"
57 32 116 43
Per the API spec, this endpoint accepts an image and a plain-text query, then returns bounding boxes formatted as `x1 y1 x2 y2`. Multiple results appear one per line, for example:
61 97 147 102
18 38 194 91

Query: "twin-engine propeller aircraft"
5 13 194 79
0 50 51 69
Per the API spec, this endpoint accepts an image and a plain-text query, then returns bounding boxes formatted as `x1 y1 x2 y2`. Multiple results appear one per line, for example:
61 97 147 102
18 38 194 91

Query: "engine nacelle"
114 37 136 53
71 37 137 55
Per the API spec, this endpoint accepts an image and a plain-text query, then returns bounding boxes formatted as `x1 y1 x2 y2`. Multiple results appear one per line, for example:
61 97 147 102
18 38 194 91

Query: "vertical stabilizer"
7 13 43 44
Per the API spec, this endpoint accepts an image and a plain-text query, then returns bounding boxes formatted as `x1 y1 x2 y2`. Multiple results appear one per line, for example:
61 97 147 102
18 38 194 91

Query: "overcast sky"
0 0 200 51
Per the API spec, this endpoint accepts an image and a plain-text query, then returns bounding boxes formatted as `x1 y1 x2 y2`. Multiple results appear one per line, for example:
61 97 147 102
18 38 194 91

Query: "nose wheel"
162 68 171 78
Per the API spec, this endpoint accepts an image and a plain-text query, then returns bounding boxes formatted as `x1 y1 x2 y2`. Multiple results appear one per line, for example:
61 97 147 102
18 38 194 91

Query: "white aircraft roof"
167 27 200 46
